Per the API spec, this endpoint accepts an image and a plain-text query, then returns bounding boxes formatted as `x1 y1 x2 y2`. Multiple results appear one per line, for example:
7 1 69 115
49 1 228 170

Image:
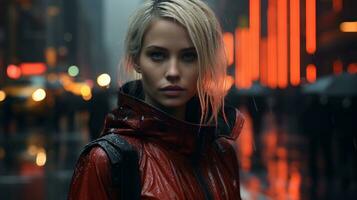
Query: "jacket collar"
103 80 239 155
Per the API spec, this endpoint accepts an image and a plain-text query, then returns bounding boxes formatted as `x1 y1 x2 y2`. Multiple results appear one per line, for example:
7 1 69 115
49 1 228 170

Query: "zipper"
191 161 214 200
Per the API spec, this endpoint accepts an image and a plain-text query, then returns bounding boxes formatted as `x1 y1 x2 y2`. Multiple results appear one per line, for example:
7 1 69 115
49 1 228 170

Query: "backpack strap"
82 133 141 200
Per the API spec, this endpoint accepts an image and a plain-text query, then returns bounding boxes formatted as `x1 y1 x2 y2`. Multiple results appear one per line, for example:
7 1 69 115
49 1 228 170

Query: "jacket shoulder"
231 108 245 139
218 105 245 139
68 147 114 200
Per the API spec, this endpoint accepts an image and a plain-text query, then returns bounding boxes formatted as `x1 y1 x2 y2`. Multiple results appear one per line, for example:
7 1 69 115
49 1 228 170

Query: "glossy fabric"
68 89 244 200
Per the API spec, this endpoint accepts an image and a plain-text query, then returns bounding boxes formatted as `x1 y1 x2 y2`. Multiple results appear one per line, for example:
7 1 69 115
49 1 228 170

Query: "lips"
160 85 185 91
159 85 185 96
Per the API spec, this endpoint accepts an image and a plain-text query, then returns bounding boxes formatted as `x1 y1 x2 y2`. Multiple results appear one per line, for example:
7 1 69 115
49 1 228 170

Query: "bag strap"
82 133 141 200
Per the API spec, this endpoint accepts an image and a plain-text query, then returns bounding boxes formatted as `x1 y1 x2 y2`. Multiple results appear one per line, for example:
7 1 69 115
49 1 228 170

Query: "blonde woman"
68 0 244 199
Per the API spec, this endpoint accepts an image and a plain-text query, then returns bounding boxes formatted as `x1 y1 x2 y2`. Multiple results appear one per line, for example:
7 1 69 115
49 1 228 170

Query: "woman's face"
137 19 199 113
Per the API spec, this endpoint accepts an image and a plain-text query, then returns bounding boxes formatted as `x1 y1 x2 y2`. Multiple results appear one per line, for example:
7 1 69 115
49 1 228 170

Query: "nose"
165 58 180 82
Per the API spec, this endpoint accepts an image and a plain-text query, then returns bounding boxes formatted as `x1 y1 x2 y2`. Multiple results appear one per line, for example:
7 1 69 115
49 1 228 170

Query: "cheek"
139 57 158 84
140 69 164 95
186 70 199 93
141 71 158 89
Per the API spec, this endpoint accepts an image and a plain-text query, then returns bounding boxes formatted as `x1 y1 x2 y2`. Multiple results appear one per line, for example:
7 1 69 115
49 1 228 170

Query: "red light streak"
290 0 301 86
250 0 260 81
333 0 343 12
306 0 316 54
288 162 302 200
235 28 252 89
267 0 278 88
347 63 357 74
260 38 268 86
235 28 243 88
20 62 47 76
236 107 254 172
277 0 288 88
306 64 316 83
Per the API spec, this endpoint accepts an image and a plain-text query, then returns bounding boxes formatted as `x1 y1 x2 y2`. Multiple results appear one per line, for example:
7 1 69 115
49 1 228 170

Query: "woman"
68 0 244 199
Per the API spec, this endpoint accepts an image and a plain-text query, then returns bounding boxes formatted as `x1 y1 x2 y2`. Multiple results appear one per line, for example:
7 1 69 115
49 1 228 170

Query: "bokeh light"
27 145 38 156
80 85 91 97
36 148 47 167
340 21 357 32
68 65 79 77
32 88 46 102
97 73 111 87
82 93 92 101
0 90 6 102
7 64 21 79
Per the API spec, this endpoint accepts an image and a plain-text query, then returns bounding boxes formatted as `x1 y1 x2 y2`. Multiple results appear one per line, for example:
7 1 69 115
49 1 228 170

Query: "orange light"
333 60 343 75
223 32 234 66
242 29 253 89
288 163 302 200
276 147 288 200
249 0 260 81
45 47 57 67
235 28 252 89
267 0 278 89
306 64 316 83
333 0 343 12
237 107 254 172
340 21 357 32
0 90 6 102
20 62 47 76
260 38 268 86
35 148 46 167
306 0 316 54
7 64 22 79
290 0 301 86
235 28 243 88
277 0 288 88
347 63 357 74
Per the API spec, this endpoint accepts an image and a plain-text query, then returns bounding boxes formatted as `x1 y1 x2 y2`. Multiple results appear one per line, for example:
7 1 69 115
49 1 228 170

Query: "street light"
97 73 111 87
32 88 46 102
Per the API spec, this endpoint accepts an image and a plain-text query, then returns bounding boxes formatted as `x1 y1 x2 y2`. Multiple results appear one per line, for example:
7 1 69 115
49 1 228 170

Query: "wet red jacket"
68 86 244 200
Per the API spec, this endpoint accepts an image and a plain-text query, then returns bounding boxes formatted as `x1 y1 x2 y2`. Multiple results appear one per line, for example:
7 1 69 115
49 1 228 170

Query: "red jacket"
68 87 244 200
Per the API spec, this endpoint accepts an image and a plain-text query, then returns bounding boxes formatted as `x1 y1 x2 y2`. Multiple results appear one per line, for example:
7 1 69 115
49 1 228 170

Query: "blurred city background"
0 0 356 199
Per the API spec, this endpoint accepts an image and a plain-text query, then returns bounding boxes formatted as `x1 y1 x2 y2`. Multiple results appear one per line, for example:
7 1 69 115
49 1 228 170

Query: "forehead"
142 19 194 49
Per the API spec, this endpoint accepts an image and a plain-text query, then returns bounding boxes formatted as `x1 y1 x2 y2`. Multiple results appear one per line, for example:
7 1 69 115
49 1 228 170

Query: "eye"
148 51 166 62
181 52 197 62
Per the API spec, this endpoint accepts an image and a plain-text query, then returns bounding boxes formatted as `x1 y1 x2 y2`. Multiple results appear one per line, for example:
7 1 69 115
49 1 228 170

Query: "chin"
159 98 188 109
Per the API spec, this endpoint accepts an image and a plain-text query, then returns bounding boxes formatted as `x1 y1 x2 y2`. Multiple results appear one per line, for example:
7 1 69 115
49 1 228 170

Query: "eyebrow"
144 45 196 52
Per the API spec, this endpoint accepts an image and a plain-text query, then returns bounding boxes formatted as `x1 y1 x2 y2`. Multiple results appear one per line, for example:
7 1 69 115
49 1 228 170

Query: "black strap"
82 133 141 200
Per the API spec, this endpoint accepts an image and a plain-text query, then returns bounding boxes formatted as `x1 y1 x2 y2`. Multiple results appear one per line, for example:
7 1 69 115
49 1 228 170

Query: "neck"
163 106 186 121
144 97 186 121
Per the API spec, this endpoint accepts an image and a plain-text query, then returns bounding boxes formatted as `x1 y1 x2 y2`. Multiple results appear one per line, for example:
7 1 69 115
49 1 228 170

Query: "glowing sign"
20 63 47 76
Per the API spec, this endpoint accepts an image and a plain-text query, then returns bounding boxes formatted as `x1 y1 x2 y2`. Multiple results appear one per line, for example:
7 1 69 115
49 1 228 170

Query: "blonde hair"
121 0 228 125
